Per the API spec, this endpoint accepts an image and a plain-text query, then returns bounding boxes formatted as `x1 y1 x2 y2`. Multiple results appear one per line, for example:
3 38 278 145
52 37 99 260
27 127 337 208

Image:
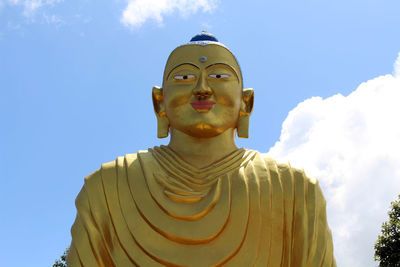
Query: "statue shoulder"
80 153 142 192
75 153 143 210
84 153 141 177
257 152 319 187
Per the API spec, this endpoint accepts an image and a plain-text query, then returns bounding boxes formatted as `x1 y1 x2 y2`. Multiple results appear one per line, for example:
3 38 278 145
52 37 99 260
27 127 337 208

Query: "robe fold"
67 146 336 267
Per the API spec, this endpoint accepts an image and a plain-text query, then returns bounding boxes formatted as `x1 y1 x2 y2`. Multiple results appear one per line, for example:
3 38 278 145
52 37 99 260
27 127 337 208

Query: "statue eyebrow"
167 63 199 79
205 63 239 81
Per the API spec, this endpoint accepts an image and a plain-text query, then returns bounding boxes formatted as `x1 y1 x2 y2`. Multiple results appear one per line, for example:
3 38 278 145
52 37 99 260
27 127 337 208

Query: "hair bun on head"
190 31 219 42
187 31 227 47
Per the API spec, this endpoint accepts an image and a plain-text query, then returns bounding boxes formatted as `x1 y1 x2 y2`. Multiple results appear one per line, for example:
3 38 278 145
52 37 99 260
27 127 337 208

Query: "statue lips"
190 100 216 111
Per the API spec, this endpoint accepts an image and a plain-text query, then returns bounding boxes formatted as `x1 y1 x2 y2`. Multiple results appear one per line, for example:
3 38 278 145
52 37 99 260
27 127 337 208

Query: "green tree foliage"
53 248 69 267
375 194 400 266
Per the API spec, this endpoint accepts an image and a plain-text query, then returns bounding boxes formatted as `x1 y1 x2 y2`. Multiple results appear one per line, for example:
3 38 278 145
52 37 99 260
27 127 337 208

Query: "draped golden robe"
67 146 336 267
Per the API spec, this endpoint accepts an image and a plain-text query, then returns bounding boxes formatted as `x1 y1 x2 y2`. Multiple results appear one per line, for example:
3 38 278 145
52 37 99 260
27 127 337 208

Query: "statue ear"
152 86 169 138
237 88 254 138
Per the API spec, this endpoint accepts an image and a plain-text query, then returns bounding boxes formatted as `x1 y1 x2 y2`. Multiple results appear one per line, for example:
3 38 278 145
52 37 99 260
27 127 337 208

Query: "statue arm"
305 175 336 267
66 242 82 267
262 157 336 266
67 169 115 267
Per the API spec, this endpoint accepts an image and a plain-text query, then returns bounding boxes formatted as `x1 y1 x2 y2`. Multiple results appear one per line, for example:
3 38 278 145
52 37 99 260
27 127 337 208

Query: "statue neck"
168 128 239 169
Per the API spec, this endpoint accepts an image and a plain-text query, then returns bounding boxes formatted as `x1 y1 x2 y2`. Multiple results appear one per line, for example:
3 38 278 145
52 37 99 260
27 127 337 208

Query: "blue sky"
1 0 400 266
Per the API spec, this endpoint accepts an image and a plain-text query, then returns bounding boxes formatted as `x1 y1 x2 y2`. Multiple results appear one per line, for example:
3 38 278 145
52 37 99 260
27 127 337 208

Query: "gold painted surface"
161 44 247 139
68 147 336 266
68 36 336 266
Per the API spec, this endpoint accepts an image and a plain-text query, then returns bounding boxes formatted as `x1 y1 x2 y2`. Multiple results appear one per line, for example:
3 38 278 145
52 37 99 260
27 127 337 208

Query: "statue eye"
174 74 196 80
209 74 230 79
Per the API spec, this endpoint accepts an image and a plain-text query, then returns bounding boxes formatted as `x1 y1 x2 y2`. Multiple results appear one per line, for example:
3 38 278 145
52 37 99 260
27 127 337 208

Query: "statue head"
152 31 254 139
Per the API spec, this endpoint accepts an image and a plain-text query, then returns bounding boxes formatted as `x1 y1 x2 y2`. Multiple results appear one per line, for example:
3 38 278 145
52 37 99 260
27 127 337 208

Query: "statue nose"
193 74 212 99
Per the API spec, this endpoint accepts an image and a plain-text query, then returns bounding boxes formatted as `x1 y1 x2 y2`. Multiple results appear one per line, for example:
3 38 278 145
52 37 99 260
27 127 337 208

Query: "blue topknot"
190 31 219 42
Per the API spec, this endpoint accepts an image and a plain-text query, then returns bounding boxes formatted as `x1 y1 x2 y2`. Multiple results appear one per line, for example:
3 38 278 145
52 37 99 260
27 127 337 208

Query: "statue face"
163 45 242 138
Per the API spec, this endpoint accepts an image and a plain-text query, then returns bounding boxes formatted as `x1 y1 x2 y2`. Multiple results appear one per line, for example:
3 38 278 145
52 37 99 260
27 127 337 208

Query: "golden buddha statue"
67 32 336 267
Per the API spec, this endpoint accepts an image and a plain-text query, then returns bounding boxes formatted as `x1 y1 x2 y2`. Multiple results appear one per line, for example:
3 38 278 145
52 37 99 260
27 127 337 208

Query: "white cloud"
4 0 62 17
267 53 400 267
121 0 219 29
22 0 42 17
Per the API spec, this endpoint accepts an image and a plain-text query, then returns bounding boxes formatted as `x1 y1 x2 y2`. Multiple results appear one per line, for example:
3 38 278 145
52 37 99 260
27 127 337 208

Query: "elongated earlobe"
237 116 250 138
157 116 170 138
152 86 170 138
237 88 254 138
